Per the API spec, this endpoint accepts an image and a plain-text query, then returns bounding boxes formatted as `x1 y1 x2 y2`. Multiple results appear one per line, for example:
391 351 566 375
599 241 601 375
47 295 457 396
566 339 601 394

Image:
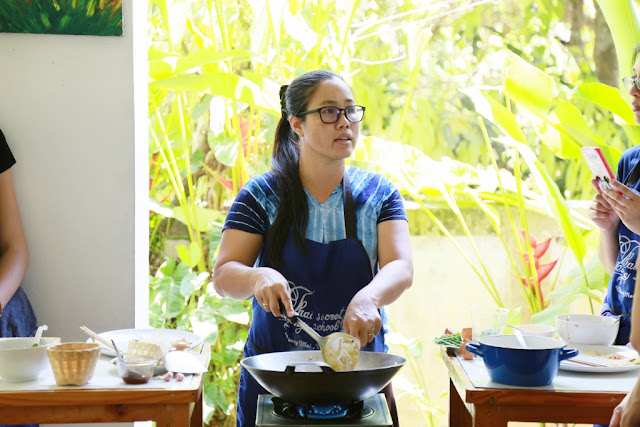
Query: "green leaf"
191 314 219 344
172 205 225 233
176 242 203 269
460 88 526 143
552 101 603 157
210 132 239 167
179 270 196 297
149 73 278 114
504 51 555 113
149 49 252 80
595 0 640 79
574 82 635 125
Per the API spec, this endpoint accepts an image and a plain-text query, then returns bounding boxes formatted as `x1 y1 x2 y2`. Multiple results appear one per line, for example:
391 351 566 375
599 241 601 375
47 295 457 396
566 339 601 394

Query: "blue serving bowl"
465 335 578 387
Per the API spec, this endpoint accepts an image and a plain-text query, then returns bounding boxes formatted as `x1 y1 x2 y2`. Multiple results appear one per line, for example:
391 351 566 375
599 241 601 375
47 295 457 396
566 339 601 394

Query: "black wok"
240 350 406 404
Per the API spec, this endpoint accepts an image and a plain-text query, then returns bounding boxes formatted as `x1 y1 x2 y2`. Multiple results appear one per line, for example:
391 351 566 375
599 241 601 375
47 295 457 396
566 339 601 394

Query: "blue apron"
236 173 397 427
0 287 38 427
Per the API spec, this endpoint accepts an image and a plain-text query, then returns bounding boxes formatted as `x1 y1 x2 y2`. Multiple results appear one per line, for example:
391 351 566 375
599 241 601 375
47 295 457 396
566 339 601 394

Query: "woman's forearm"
0 168 29 308
213 261 261 300
0 242 29 307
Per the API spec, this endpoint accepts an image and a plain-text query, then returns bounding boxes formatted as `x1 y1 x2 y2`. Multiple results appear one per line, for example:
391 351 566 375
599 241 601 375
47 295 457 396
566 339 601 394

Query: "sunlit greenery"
148 0 639 424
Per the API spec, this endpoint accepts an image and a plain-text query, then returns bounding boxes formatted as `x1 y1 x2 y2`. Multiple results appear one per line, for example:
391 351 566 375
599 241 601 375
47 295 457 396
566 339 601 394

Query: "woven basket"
47 342 101 386
127 340 163 363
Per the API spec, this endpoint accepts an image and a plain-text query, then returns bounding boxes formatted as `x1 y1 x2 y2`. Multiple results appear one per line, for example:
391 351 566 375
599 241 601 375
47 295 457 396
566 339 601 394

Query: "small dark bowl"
466 335 578 387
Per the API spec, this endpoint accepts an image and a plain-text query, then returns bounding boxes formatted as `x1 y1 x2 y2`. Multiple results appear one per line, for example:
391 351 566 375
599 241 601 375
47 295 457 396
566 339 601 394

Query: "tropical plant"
146 0 640 425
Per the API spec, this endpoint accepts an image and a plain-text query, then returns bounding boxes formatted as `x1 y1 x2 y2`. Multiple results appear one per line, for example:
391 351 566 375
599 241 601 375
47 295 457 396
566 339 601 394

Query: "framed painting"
0 0 123 36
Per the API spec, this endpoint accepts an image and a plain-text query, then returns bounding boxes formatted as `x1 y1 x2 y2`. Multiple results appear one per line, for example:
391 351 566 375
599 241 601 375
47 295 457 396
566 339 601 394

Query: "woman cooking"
212 70 413 427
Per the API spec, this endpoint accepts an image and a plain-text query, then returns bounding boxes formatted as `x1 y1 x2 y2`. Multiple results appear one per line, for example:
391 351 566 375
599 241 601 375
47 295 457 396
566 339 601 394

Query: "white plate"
559 344 640 373
88 328 202 357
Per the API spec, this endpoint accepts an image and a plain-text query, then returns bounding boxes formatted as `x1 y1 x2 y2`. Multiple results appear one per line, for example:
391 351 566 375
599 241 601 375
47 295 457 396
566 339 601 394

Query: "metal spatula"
279 301 360 371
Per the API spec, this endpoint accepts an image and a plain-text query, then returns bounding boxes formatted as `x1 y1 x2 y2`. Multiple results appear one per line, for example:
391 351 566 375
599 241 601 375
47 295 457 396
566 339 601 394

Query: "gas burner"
256 393 392 426
271 397 371 421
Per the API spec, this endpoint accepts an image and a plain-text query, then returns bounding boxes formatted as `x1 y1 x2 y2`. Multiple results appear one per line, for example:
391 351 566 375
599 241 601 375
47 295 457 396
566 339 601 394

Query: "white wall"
0 1 147 424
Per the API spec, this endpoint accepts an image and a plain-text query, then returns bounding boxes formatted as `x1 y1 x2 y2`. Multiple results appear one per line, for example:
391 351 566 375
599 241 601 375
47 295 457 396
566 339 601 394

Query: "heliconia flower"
518 231 559 308
213 172 233 190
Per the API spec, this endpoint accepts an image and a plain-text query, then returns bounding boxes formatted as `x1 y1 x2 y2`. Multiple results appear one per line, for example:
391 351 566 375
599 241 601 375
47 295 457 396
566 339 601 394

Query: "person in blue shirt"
212 70 413 427
590 45 640 346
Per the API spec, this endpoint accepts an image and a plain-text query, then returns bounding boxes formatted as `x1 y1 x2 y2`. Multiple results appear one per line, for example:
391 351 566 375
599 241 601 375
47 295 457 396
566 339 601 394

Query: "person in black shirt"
0 129 37 338
0 129 38 427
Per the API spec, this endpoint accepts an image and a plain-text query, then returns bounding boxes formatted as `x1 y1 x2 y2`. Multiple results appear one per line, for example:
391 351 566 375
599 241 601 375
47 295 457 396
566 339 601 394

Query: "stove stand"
255 393 392 426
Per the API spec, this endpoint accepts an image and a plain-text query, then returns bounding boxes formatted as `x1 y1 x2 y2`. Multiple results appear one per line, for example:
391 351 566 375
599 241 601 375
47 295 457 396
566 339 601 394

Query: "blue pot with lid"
465 335 578 387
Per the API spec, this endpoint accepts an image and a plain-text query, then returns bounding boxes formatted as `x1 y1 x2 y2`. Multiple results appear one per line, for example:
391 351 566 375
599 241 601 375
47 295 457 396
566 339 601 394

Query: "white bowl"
0 337 61 382
514 324 556 338
555 314 619 346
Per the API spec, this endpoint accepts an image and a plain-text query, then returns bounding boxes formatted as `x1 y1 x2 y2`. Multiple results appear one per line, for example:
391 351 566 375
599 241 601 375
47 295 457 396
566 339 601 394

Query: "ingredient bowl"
555 314 619 345
470 306 509 341
465 335 577 386
0 337 61 382
47 342 101 386
117 358 157 384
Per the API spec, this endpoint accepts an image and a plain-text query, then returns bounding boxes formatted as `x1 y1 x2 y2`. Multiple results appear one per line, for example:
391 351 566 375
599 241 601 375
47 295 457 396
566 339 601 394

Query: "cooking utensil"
240 350 405 404
111 339 143 380
563 358 607 368
32 325 48 347
466 335 578 386
278 300 359 371
508 325 528 349
510 323 556 337
80 326 115 350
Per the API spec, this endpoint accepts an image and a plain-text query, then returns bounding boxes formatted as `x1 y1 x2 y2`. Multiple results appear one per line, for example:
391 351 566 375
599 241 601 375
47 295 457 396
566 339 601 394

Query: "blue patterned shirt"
223 166 407 272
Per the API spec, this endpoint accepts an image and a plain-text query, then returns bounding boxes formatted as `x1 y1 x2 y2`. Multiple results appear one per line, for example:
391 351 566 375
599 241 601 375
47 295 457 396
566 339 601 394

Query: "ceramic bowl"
555 314 619 346
0 337 61 382
514 324 556 338
465 335 577 386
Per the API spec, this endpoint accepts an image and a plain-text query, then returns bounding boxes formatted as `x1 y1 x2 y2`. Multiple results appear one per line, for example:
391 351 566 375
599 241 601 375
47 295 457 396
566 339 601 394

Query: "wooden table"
442 347 628 426
0 346 210 426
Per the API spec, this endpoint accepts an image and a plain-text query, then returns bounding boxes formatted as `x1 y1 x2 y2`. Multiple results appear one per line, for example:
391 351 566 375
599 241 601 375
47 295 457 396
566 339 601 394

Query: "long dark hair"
267 70 345 268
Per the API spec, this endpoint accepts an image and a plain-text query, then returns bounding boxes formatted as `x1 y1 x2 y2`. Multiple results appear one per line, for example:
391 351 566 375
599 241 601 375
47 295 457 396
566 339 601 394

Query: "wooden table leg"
450 380 472 427
156 403 190 427
190 387 204 427
473 404 508 427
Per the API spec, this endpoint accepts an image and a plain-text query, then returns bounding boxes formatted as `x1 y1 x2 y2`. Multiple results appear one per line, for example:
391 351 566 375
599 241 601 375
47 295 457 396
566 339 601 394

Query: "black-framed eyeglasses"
623 76 640 90
296 105 366 124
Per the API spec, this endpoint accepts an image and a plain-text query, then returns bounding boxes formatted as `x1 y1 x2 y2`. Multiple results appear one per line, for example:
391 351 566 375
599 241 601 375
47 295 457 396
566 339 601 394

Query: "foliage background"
147 0 639 425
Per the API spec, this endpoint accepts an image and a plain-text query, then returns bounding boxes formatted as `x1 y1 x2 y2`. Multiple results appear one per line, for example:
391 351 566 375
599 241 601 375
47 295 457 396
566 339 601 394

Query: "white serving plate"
559 344 640 373
87 328 202 357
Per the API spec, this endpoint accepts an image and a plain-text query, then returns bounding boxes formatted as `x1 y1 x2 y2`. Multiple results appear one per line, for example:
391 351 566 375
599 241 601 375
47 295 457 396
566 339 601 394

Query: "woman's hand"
343 293 381 347
610 393 629 427
252 267 295 317
589 178 619 231
603 180 640 235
